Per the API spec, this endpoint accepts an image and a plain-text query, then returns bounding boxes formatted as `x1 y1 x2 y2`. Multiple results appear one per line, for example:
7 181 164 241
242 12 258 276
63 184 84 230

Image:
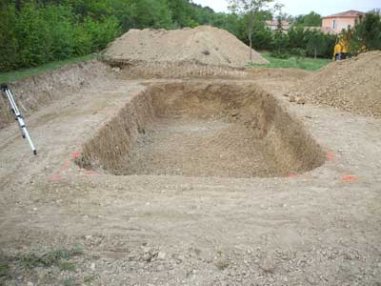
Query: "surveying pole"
1 84 37 155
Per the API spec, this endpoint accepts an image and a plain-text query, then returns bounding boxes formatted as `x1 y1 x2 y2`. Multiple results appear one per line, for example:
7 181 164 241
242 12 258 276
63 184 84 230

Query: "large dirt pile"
103 26 268 67
291 51 381 118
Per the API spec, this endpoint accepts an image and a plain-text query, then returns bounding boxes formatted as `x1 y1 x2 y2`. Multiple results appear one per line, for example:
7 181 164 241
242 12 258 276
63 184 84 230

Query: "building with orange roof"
322 10 364 34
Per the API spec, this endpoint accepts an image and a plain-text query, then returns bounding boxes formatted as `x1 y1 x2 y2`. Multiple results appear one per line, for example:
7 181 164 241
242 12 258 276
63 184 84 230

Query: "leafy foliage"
2 0 373 73
294 12 322 27
349 11 381 52
228 0 274 61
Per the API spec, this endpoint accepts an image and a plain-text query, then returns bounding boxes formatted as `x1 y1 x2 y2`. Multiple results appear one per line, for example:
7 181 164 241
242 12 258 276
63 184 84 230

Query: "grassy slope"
254 52 331 71
0 54 95 83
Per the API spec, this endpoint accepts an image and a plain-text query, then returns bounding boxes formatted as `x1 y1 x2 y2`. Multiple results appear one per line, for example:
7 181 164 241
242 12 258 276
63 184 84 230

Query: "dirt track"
0 64 381 285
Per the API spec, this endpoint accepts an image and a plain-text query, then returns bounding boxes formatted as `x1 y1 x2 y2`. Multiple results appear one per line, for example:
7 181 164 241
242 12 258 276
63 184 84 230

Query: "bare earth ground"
0 69 381 285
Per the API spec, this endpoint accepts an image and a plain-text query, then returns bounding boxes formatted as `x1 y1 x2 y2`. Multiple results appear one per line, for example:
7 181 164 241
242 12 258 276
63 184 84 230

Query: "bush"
270 51 289 59
349 11 381 52
0 5 19 71
0 1 121 72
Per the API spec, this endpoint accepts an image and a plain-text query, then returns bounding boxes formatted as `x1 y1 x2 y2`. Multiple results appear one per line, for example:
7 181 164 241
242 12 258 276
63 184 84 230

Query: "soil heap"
291 51 381 118
103 25 269 67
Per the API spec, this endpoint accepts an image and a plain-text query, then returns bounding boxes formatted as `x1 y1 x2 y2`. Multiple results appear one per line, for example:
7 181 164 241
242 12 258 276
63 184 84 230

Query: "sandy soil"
103 26 268 67
0 65 380 286
290 51 381 118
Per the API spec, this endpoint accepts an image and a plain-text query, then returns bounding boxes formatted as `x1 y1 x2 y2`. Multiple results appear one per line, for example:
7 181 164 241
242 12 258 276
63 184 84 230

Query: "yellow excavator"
333 35 349 61
333 31 367 61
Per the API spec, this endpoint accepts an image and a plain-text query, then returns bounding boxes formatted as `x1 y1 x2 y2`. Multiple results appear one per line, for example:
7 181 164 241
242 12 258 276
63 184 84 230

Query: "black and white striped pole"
1 84 37 155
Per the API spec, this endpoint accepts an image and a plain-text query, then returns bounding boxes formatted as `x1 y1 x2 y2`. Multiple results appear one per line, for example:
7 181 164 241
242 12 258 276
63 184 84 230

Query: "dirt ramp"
103 26 268 68
291 51 381 118
79 82 324 178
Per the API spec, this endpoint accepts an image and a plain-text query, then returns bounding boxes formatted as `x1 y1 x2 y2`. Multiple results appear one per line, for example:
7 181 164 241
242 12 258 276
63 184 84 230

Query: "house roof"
323 10 364 19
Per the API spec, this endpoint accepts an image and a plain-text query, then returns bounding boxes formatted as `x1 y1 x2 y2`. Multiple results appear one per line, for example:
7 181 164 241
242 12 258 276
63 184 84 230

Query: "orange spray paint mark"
341 175 358 183
326 151 335 161
287 173 298 178
71 151 81 160
49 173 63 182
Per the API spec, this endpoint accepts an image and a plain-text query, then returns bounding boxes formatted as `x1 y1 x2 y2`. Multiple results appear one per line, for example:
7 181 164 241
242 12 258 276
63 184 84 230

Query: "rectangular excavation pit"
78 82 325 178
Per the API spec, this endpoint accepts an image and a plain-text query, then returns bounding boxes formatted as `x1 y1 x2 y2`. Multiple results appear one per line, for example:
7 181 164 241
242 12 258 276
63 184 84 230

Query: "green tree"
306 31 327 58
228 0 273 61
272 3 288 56
15 2 52 67
351 11 381 51
295 11 322 27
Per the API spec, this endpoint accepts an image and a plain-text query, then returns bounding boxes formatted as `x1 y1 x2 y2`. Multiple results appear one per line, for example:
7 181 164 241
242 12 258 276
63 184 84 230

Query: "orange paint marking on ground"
326 151 335 161
84 170 99 177
49 151 82 182
341 175 358 183
287 173 298 178
71 151 81 160
49 173 63 182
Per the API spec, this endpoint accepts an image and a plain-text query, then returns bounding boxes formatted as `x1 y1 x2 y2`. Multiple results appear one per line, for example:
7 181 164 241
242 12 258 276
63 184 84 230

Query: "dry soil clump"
103 25 268 68
291 51 381 118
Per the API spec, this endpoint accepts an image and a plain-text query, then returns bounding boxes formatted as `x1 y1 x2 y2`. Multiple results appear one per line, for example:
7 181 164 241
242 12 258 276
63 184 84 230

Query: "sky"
192 0 380 16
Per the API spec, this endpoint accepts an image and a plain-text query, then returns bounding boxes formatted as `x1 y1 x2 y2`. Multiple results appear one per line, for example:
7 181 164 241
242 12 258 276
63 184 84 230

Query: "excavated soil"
290 51 381 118
0 60 112 129
103 26 268 68
79 82 324 178
1 60 381 286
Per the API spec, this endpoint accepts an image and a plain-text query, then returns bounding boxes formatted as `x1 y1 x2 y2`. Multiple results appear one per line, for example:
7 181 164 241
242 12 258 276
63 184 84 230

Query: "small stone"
158 251 166 260
289 95 296 102
90 263 96 270
27 282 34 286
260 253 276 273
296 96 306 105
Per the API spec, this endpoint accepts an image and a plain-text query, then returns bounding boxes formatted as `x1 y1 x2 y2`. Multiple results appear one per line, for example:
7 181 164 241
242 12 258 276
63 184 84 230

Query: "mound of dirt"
103 25 268 67
291 51 381 118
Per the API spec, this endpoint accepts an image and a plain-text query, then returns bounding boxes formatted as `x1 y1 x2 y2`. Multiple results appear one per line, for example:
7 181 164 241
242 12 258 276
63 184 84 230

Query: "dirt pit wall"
79 82 325 178
0 60 112 129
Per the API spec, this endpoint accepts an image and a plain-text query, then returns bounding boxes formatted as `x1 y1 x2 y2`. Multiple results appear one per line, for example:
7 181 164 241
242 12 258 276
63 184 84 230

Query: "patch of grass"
63 277 76 286
84 275 96 284
19 246 83 269
0 54 96 83
59 261 76 272
215 259 230 270
0 262 10 280
251 51 331 71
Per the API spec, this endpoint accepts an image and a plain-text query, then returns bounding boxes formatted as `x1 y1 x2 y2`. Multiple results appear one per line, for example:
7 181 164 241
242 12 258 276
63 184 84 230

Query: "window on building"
333 20 336 29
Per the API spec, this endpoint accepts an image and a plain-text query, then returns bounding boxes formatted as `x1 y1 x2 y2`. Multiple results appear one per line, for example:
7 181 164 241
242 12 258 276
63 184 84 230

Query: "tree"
351 10 381 51
295 11 322 27
272 2 287 56
306 31 326 58
228 0 273 61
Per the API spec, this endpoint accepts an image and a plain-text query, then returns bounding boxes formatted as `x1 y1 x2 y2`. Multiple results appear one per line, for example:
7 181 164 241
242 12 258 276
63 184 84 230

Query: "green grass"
0 54 96 83
253 51 331 71
63 277 76 286
0 262 10 280
19 246 83 269
59 261 76 272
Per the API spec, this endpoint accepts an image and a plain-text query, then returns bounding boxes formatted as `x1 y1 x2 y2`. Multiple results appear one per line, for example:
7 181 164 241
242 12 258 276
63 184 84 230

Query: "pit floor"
122 118 279 177
0 75 380 285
